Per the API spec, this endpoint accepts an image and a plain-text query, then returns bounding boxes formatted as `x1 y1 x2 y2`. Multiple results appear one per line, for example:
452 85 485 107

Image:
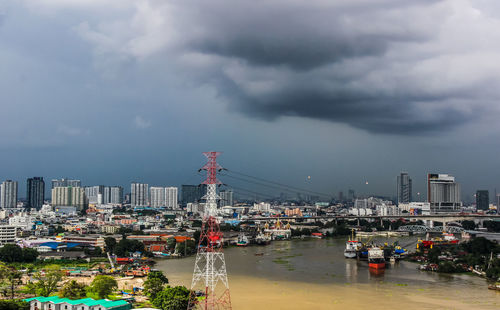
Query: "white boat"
344 230 361 258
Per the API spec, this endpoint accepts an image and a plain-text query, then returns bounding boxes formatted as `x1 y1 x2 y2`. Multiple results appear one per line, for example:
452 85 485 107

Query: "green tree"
427 247 442 264
104 237 117 253
148 270 169 284
0 244 23 263
144 278 164 300
88 275 118 299
0 265 22 299
0 299 29 310
22 248 39 263
58 280 87 299
28 265 64 297
461 220 476 231
115 237 145 257
152 286 195 310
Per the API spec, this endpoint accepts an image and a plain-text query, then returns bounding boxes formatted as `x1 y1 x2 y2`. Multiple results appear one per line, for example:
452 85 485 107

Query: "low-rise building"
0 225 16 244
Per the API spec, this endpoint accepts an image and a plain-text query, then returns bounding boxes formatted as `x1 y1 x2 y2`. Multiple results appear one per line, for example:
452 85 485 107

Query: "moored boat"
237 234 249 247
344 229 362 258
368 247 386 269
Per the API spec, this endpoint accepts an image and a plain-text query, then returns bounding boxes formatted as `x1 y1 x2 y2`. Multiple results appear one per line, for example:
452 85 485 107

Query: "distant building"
131 183 149 206
220 189 234 207
85 185 105 204
150 187 165 207
104 186 123 204
165 187 178 209
476 190 489 211
347 189 356 201
338 191 344 202
149 186 178 208
51 186 86 210
181 184 207 205
398 202 431 215
26 177 45 210
397 172 412 204
427 174 462 213
51 178 81 189
0 180 18 209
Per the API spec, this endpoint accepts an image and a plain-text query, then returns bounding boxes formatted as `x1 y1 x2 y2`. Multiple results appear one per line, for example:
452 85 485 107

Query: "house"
25 296 132 310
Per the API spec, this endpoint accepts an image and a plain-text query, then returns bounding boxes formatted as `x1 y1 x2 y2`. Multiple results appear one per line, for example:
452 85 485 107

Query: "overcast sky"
1 0 500 200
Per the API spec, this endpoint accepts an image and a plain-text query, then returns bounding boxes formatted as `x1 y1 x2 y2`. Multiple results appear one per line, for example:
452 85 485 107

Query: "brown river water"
156 237 499 309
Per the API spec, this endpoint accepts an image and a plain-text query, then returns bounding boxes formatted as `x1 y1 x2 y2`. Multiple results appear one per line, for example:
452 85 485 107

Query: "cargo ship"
368 247 386 269
417 232 459 249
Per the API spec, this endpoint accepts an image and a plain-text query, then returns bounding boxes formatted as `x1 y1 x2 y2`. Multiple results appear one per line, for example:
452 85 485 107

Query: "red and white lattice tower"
188 152 232 310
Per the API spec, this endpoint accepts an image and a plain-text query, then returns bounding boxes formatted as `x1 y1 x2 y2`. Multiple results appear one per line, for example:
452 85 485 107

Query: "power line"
224 169 334 198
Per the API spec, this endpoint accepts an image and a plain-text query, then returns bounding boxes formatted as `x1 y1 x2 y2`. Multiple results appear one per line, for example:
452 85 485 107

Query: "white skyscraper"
165 187 178 209
427 173 462 213
131 183 149 206
150 187 166 207
1 180 18 209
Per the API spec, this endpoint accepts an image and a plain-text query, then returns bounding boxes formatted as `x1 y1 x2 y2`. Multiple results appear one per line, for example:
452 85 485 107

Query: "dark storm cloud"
146 0 494 135
14 0 500 136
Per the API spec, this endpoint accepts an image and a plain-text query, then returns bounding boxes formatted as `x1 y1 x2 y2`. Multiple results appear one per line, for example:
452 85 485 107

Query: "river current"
156 237 499 309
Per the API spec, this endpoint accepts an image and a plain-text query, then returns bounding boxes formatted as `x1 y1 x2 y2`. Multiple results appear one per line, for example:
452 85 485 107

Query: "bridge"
246 214 500 229
397 225 465 233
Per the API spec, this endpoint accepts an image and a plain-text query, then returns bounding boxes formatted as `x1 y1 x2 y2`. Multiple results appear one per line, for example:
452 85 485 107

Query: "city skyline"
1 1 500 202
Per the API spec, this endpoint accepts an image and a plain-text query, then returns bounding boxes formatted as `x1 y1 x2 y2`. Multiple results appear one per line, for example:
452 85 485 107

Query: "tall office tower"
219 189 234 207
397 172 413 205
150 187 166 207
103 186 123 204
84 185 105 204
51 186 86 210
427 174 462 213
476 190 489 211
181 184 207 205
51 178 81 189
165 187 178 209
1 180 18 209
347 189 356 201
131 183 149 206
338 191 344 202
26 177 45 210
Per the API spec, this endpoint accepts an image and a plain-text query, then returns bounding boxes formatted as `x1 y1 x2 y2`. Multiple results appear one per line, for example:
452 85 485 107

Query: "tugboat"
344 229 362 258
236 234 249 247
255 232 271 245
368 247 386 269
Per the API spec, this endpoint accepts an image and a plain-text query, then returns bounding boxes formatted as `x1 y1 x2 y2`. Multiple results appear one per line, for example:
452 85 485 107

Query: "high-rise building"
181 184 207 205
427 174 462 213
220 189 234 207
0 180 18 209
26 177 45 210
150 187 165 207
85 185 105 204
476 190 489 211
397 172 412 205
165 187 178 209
131 183 149 206
347 189 356 201
52 178 81 189
51 186 86 210
338 191 344 202
103 186 123 204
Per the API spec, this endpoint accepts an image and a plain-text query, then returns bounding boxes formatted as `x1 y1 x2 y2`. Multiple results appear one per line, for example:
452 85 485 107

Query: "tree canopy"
152 286 195 310
0 244 38 263
58 280 87 299
88 275 117 299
